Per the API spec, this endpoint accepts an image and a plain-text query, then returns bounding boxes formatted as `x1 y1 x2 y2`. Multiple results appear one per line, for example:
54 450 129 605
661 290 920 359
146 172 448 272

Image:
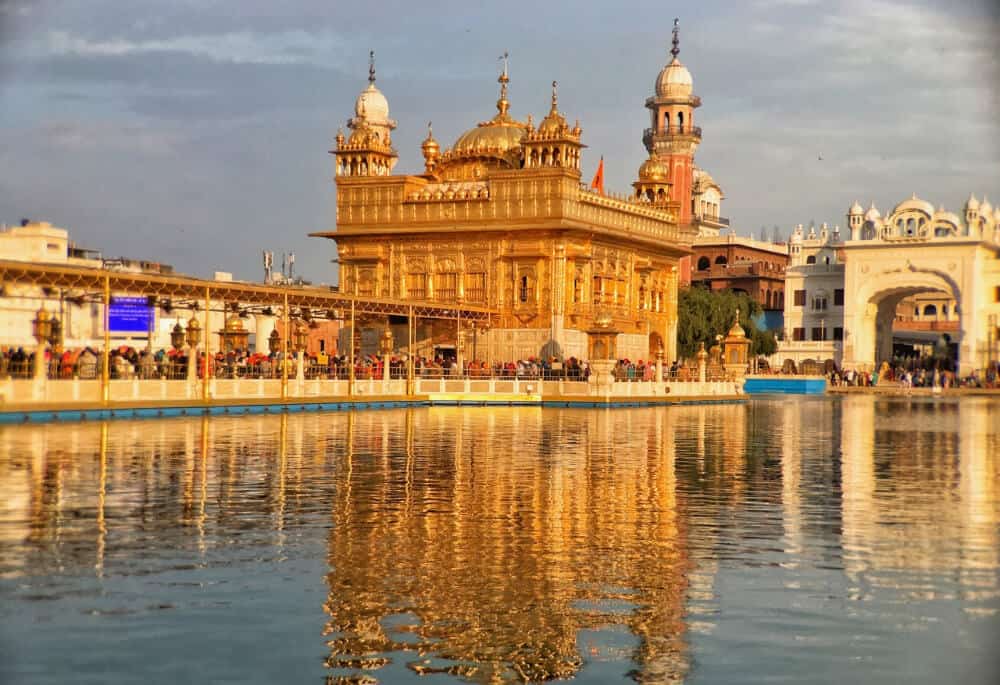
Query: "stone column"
254 314 277 355
697 342 708 383
296 349 305 383
32 342 47 401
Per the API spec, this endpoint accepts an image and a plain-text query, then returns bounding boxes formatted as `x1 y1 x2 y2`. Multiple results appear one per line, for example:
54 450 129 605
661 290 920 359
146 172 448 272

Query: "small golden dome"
538 80 568 134
421 122 439 154
638 155 669 182
726 310 746 339
225 315 245 332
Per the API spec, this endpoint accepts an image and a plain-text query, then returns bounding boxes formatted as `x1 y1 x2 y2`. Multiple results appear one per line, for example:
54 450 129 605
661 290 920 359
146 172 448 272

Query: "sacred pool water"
1 397 998 684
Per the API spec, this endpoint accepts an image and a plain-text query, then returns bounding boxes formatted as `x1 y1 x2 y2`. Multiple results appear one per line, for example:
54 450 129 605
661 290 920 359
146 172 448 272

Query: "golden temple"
313 29 711 363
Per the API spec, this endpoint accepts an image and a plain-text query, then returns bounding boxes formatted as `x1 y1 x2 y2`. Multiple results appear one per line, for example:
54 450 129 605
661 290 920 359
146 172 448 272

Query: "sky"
0 0 997 284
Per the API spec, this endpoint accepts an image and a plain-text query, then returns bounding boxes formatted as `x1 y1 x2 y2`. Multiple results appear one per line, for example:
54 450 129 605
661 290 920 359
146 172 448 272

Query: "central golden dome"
438 61 529 177
451 118 528 156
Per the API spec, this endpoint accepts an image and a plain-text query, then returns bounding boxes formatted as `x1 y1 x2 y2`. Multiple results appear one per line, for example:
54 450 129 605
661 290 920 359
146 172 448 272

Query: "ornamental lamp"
379 327 394 356
31 308 52 345
268 329 281 354
48 316 62 349
170 322 186 351
292 320 309 352
185 316 201 348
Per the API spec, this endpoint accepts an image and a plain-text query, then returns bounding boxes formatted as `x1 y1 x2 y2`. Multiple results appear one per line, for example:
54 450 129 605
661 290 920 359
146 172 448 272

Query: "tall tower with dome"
643 20 727 246
644 19 701 228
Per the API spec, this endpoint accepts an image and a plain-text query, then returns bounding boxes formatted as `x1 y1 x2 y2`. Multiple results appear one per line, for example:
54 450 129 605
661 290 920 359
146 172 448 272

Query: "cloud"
38 120 180 154
38 28 357 66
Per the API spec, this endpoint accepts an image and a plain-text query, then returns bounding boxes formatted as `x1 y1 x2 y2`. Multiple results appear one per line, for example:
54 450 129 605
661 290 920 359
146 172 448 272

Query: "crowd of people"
827 359 1000 389
1 346 708 383
5 344 999 389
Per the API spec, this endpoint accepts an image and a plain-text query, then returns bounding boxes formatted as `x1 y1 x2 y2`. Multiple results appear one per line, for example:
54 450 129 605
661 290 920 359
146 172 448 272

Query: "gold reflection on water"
0 399 998 682
322 408 692 683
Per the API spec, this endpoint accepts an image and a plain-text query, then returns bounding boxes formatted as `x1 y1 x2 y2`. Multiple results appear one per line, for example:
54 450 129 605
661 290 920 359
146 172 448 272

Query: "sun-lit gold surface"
317 57 695 362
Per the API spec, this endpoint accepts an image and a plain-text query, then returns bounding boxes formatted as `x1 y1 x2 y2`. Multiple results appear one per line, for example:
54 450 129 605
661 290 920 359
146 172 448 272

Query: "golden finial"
550 80 558 112
671 18 680 59
335 127 345 145
368 50 376 84
496 50 510 117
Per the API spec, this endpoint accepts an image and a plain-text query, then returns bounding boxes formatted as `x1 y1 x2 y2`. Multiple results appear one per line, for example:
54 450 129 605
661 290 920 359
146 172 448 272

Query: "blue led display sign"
108 296 154 334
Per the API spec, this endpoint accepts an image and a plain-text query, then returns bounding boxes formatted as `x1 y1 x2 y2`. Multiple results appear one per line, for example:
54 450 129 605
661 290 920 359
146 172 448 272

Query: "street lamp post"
292 318 308 382
170 322 185 378
31 307 52 384
185 315 201 383
379 327 394 387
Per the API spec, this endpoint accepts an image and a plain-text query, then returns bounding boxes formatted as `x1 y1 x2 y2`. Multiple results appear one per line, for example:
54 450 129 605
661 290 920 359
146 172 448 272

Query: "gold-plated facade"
315 55 696 362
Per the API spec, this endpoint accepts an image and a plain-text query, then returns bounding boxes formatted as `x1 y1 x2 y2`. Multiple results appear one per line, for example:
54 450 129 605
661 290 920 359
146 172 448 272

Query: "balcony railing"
643 125 703 140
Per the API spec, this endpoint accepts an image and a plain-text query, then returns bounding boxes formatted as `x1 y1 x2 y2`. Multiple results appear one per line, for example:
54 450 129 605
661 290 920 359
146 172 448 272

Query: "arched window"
697 256 711 270
677 111 684 132
638 284 647 310
464 268 486 303
714 255 728 266
806 255 817 264
923 304 937 317
518 274 534 303
434 259 458 302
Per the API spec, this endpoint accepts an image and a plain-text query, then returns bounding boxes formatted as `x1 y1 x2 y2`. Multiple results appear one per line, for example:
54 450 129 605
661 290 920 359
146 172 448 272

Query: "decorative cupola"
520 80 584 173
421 121 440 175
965 192 980 225
847 200 863 239
333 51 399 178
632 154 672 206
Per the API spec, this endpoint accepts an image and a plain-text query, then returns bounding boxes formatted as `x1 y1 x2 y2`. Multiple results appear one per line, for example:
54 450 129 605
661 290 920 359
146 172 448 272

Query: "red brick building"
690 234 789 311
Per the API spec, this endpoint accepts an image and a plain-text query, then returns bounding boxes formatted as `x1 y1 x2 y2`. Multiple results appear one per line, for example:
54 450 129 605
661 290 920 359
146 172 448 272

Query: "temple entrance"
843 265 967 373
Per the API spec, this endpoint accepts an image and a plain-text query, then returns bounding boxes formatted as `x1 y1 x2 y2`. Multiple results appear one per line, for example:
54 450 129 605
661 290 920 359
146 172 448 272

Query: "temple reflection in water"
0 398 998 683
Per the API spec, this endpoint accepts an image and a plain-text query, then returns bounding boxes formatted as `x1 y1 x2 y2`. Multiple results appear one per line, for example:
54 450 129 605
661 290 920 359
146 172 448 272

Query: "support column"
101 274 111 404
32 341 46 401
202 286 211 402
407 306 414 396
348 300 356 397
254 314 277 355
455 312 463 372
280 292 289 401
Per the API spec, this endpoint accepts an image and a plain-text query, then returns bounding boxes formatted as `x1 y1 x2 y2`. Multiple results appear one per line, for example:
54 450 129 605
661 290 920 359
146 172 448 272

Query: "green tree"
676 287 777 359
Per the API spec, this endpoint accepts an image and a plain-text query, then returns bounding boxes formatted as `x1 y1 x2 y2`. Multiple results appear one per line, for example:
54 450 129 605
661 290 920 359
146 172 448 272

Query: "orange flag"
590 156 605 195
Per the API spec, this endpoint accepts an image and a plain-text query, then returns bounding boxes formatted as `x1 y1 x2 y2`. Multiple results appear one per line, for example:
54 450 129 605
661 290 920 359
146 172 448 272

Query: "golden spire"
368 49 376 84
421 120 440 173
670 18 680 59
550 80 558 113
496 51 510 118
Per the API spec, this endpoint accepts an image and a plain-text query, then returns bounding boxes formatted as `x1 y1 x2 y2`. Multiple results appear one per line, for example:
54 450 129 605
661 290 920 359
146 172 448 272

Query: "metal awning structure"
0 260 496 322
